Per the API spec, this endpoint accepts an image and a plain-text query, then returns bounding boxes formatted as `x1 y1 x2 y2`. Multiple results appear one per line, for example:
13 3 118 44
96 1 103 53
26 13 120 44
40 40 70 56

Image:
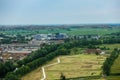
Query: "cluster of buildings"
74 35 101 40
0 33 102 62
33 33 68 40
0 44 39 62
0 33 67 62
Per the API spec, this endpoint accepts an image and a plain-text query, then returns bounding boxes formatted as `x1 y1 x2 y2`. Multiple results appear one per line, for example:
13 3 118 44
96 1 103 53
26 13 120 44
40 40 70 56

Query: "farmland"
22 54 106 80
1 27 120 36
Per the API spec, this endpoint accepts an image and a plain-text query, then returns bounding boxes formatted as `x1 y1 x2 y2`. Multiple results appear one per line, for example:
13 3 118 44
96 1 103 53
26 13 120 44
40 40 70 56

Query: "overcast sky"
0 0 120 25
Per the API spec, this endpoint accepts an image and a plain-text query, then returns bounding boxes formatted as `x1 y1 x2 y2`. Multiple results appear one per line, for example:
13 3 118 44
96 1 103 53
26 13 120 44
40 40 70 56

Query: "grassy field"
99 44 120 50
66 28 120 35
99 44 120 53
107 55 120 80
45 54 106 80
99 44 120 80
111 55 120 74
21 58 58 80
1 27 120 36
22 54 106 80
107 76 120 80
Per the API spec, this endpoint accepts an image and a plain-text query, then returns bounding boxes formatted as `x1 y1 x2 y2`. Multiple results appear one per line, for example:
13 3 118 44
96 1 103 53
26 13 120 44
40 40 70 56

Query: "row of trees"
5 46 70 80
103 48 120 76
0 44 59 78
0 61 15 78
17 44 59 67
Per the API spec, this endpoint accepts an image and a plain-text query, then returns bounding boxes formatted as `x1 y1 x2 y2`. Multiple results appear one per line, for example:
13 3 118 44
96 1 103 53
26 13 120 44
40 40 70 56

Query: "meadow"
1 27 120 36
100 44 120 50
22 54 106 80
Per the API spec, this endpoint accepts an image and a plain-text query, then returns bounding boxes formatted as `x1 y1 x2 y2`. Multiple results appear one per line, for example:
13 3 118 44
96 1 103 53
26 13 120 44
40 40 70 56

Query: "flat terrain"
107 55 120 80
111 55 120 74
22 54 106 80
1 27 120 36
100 44 120 50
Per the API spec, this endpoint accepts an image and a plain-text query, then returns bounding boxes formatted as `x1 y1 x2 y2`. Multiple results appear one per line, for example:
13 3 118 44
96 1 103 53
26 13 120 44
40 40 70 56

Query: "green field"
107 55 120 80
99 44 120 51
98 44 120 80
111 55 120 74
45 54 106 80
1 27 120 36
22 54 106 80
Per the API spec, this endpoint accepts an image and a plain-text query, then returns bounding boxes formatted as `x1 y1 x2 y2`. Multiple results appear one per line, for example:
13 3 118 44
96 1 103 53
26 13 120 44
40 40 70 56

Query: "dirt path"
41 58 60 80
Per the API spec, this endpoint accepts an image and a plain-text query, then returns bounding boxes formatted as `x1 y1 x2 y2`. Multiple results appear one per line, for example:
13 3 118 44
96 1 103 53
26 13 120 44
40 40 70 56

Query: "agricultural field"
22 54 106 80
65 27 120 36
1 27 120 36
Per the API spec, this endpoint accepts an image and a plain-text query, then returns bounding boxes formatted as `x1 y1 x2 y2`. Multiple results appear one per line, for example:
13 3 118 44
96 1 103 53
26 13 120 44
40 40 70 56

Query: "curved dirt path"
41 58 60 80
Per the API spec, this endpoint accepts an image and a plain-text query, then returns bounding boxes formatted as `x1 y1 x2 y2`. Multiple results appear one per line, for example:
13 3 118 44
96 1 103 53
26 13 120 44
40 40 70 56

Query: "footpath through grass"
22 54 106 80
45 54 106 80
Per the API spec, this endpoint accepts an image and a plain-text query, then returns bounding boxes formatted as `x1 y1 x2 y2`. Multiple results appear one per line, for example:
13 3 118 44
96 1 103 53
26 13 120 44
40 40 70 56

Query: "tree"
73 47 78 54
95 51 99 55
5 72 19 80
60 73 66 80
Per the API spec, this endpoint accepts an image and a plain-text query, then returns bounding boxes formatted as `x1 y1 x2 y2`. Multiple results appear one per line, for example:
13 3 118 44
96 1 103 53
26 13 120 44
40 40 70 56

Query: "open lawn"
22 54 106 80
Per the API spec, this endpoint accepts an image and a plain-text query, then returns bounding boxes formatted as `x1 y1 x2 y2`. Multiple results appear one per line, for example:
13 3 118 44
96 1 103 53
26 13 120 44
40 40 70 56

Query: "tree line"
0 61 15 78
103 48 120 76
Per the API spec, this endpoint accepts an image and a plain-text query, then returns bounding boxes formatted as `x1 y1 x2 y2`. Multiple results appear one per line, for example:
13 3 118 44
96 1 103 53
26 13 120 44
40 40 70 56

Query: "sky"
0 0 120 25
